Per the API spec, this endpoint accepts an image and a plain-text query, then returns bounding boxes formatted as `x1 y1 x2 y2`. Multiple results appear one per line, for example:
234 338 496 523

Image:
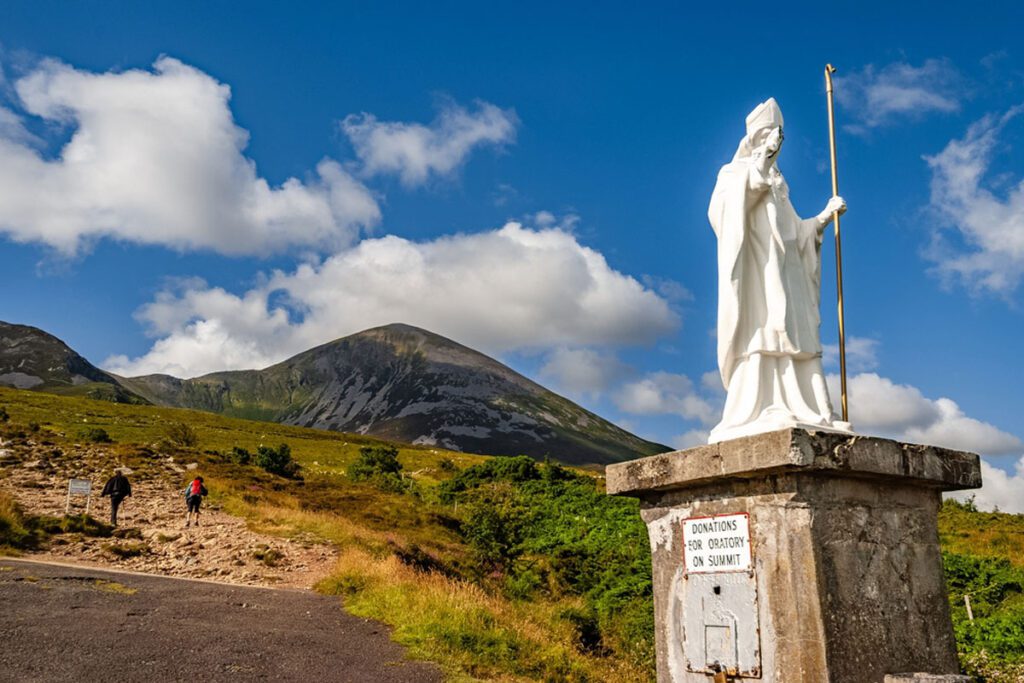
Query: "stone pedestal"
606 429 982 683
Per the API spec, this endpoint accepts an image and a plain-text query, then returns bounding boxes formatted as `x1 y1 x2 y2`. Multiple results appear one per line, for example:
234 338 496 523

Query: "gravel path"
0 558 443 683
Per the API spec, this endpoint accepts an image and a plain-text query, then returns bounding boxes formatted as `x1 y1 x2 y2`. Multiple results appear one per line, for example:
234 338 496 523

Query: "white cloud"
828 372 1022 455
701 370 725 395
924 107 1024 295
904 398 1023 456
823 336 880 373
614 371 719 426
835 59 963 131
0 56 380 256
641 275 694 304
672 429 710 450
341 99 517 186
539 347 630 399
104 222 680 377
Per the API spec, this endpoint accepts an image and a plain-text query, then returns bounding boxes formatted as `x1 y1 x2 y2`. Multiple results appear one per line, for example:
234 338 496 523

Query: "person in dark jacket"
100 469 132 526
183 476 208 527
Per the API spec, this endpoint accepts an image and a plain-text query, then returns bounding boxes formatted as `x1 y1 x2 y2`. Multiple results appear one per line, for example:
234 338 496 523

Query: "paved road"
0 559 443 683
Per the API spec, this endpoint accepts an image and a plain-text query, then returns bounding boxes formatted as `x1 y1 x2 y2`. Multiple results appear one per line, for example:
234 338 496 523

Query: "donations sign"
682 513 752 573
68 479 92 496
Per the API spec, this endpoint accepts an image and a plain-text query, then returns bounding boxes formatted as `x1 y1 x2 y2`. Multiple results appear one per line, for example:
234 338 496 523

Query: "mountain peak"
1 320 668 464
0 320 145 403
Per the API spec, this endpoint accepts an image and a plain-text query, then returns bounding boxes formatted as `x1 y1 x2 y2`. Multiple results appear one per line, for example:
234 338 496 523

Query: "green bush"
163 421 198 449
80 427 112 443
103 541 149 558
252 544 284 566
439 456 654 669
0 406 8 422
255 443 300 478
34 514 114 538
347 445 406 492
231 446 252 465
944 551 1024 675
0 492 39 551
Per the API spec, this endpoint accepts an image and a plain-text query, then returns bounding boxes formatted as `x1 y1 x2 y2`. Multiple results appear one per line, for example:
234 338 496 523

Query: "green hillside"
939 500 1024 681
1 385 1021 682
0 385 653 682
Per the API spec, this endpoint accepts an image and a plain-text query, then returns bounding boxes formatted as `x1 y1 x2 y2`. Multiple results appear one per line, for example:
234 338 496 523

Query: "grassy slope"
939 500 1024 681
0 386 649 682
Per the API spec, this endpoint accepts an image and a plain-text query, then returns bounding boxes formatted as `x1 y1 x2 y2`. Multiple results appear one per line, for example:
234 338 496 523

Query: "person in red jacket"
183 476 208 527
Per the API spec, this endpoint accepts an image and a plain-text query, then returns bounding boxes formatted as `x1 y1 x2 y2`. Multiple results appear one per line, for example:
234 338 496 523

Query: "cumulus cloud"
673 429 710 450
924 107 1024 295
828 372 1021 455
0 56 381 256
539 348 631 399
342 99 517 186
835 59 963 132
613 371 720 426
104 222 680 377
823 336 880 373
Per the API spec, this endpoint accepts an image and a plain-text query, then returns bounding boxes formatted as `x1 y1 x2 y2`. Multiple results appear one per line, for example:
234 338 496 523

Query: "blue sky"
2 2 1023 508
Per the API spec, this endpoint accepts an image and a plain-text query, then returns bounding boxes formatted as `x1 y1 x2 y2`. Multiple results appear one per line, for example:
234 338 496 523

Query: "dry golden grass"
318 547 652 683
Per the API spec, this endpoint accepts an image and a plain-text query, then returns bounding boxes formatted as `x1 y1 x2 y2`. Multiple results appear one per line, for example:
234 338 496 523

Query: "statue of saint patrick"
708 98 852 443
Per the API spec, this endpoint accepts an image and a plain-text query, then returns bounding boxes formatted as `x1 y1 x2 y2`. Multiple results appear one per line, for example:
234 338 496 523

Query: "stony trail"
0 439 334 589
0 558 443 683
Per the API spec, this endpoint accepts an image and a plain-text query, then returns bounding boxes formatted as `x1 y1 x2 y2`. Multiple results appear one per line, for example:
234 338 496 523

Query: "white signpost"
682 512 752 574
65 478 93 514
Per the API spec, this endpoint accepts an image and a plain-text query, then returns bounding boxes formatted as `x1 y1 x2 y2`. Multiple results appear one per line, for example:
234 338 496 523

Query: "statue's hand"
817 195 847 226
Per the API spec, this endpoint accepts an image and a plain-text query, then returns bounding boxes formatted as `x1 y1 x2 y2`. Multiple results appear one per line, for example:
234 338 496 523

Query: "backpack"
184 479 204 499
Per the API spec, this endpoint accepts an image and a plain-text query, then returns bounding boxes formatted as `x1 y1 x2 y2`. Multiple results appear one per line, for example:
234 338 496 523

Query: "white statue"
708 98 853 443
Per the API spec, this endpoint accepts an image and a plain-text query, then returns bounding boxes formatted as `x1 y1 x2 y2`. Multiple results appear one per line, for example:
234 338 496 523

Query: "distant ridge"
0 320 668 465
120 324 669 465
0 321 145 404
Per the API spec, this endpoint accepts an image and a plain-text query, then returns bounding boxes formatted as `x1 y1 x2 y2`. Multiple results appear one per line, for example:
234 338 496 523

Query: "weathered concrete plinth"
606 429 982 683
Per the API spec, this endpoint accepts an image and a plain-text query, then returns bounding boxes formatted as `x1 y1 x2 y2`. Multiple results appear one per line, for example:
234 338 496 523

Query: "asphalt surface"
0 558 443 683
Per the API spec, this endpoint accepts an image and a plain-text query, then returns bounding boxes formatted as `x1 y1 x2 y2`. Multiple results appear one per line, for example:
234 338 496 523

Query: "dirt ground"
0 558 442 683
0 437 335 589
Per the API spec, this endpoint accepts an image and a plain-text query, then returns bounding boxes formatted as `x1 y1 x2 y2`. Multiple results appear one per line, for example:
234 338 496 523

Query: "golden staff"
824 64 848 422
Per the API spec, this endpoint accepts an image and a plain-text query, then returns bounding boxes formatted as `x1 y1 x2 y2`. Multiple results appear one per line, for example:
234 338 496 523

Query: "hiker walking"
100 469 132 526
183 476 208 527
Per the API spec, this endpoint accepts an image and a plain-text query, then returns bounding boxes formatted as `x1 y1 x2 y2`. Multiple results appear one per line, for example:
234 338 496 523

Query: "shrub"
252 544 284 566
255 443 300 478
47 514 113 538
347 445 406 491
0 406 8 422
163 421 199 449
0 492 39 551
438 457 457 473
944 550 1024 668
438 456 655 668
80 427 112 443
231 446 252 465
103 541 149 558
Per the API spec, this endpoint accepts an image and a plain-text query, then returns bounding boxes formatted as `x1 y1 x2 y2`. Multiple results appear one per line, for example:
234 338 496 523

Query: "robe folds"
707 154 847 443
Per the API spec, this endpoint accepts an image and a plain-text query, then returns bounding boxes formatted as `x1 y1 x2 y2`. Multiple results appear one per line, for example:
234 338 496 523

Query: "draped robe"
707 146 848 443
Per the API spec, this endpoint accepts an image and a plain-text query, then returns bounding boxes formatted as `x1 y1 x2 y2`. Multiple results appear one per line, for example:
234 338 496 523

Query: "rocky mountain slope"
0 320 666 464
0 321 145 404
121 324 667 465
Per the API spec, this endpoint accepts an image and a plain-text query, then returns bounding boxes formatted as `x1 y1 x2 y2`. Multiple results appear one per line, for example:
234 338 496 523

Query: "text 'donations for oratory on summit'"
682 513 752 573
